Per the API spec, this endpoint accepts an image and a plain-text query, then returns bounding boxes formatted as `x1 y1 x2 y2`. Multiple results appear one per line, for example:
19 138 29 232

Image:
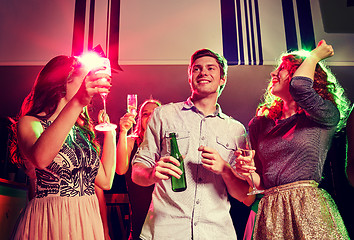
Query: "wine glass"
127 94 138 116
127 94 138 135
236 133 264 195
91 57 117 131
79 53 117 131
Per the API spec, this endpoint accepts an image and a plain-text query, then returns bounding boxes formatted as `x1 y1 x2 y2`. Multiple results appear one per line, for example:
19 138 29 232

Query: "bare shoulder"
17 115 44 139
18 115 42 129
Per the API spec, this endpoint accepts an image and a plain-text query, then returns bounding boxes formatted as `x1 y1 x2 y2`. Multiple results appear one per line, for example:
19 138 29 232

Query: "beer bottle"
169 132 187 192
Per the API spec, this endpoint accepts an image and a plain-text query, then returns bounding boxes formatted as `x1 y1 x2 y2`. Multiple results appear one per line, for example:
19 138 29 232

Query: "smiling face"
189 56 225 99
140 102 159 132
270 63 293 100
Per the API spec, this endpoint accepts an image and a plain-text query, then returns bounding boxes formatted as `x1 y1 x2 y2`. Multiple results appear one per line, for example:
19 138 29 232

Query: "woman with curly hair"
237 40 350 239
116 98 161 240
10 55 116 239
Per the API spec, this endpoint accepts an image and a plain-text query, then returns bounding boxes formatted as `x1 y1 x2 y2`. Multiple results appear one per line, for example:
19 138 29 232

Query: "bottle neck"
170 137 178 153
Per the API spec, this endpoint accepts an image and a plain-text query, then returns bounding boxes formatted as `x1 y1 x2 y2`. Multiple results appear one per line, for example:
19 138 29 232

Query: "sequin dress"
249 77 349 239
11 120 105 240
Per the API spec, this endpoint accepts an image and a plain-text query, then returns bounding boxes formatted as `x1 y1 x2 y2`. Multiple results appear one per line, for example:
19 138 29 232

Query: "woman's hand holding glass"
98 109 117 137
94 70 117 131
235 150 263 195
78 54 117 131
119 113 136 134
98 109 112 125
74 68 111 107
235 133 264 195
235 149 256 179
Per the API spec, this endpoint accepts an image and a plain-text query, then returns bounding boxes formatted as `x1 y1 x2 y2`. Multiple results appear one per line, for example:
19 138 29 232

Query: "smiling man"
132 49 251 240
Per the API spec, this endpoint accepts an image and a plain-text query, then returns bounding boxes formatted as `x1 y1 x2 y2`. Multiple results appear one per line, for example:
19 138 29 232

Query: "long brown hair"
10 55 99 168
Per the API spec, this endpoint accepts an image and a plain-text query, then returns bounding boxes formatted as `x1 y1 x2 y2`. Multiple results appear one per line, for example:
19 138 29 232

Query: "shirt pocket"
215 136 237 163
163 130 190 156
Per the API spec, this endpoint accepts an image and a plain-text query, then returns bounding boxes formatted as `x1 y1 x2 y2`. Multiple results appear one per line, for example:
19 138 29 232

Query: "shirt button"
194 222 198 226
201 136 205 140
196 200 200 204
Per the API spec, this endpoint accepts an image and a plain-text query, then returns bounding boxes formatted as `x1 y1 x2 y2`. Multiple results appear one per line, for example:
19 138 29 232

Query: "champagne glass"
127 94 138 136
79 53 117 131
127 94 138 116
95 94 117 131
94 58 117 131
83 55 117 131
236 133 264 195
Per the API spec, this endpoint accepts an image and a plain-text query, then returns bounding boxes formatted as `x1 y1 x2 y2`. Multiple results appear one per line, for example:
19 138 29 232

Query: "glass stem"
249 172 256 189
101 93 108 123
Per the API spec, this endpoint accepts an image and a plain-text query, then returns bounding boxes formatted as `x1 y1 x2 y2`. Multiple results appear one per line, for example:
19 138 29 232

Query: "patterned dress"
11 120 105 240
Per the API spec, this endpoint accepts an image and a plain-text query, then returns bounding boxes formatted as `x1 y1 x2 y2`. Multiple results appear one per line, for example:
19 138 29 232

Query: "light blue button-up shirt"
133 98 246 240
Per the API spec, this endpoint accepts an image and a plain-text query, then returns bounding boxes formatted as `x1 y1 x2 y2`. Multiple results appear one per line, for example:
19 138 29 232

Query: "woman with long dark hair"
10 55 116 239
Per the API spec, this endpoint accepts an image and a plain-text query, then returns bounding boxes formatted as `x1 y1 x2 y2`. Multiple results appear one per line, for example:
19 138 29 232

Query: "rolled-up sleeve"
132 107 162 168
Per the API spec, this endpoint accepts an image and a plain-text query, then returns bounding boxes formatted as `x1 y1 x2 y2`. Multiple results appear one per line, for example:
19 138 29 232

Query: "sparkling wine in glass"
126 94 138 136
127 94 138 116
92 57 117 131
79 52 117 131
237 133 264 195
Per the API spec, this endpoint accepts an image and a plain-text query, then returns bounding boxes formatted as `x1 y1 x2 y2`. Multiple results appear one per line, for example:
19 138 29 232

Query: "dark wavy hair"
131 99 161 145
257 50 351 131
188 49 228 96
10 55 100 168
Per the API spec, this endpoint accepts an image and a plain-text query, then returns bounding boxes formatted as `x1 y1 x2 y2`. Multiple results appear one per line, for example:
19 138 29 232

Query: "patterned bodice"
29 120 100 198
